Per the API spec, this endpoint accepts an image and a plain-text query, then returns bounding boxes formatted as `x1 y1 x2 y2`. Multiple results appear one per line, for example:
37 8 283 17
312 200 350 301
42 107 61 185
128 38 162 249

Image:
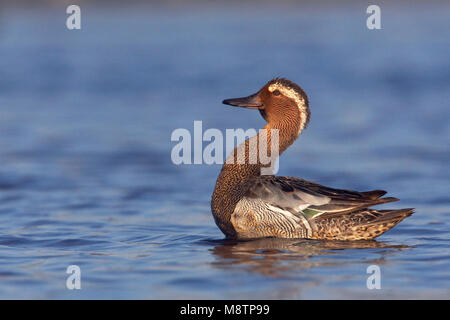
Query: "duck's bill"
222 93 263 109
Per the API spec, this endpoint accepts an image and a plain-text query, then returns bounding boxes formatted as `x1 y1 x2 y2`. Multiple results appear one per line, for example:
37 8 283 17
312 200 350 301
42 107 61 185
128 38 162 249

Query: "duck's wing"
244 175 398 218
235 175 412 240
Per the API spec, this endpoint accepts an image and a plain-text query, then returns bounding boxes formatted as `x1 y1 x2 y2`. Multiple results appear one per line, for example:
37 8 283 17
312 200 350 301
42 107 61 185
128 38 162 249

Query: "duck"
211 78 413 240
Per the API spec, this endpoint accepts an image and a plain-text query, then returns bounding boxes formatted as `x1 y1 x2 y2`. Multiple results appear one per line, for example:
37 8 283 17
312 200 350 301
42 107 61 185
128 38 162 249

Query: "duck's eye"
273 90 281 96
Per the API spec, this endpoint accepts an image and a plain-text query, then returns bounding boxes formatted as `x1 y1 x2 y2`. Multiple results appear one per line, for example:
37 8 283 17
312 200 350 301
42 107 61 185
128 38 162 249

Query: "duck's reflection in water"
210 238 408 278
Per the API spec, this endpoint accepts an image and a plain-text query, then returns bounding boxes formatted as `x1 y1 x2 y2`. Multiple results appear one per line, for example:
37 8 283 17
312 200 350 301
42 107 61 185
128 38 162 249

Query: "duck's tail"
312 207 414 240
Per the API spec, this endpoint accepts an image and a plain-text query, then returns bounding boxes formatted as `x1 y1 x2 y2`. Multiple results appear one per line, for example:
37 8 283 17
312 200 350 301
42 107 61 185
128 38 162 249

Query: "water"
0 2 449 299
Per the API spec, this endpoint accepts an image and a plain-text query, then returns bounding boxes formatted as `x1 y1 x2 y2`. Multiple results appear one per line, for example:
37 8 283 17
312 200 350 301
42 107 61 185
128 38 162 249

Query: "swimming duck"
211 78 413 240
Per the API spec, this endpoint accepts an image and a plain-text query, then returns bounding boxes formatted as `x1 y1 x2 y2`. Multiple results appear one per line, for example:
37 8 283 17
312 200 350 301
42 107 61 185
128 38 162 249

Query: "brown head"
222 78 310 136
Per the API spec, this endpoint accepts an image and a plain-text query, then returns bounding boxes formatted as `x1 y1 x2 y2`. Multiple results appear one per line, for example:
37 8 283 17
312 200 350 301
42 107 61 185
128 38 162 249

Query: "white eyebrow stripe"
268 83 308 134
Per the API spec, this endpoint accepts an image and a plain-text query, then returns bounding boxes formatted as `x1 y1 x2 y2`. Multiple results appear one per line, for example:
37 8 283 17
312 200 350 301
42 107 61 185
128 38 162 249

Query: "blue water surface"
0 2 449 299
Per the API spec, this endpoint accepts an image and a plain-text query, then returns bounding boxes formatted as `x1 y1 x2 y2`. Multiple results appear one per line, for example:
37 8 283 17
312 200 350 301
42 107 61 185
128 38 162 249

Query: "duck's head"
222 78 310 133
